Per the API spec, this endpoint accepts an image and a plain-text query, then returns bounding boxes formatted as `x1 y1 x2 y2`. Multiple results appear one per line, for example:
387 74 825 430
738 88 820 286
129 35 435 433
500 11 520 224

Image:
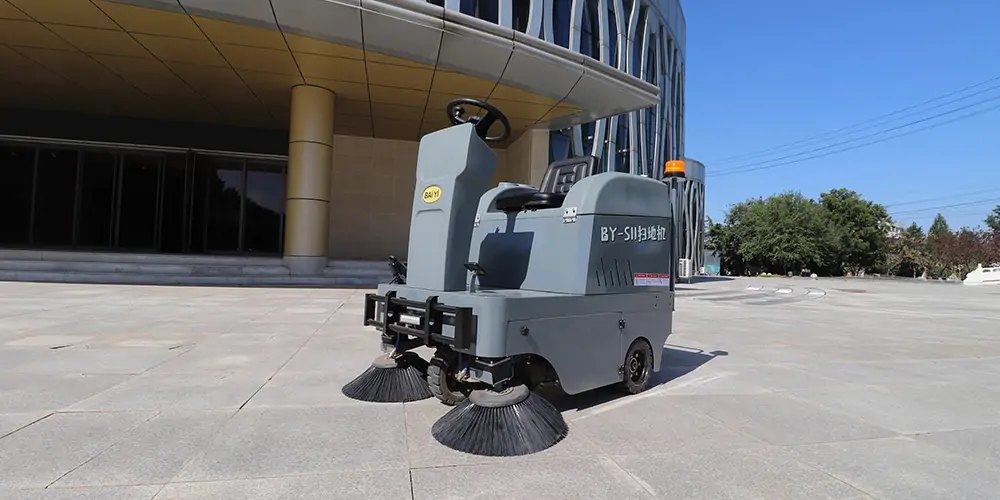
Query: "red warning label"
634 273 671 286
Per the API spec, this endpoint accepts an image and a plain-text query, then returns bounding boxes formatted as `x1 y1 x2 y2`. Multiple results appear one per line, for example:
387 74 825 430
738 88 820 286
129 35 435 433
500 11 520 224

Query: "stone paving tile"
0 411 157 489
0 278 998 500
0 373 132 413
66 372 270 412
143 342 299 376
410 457 656 500
679 393 898 446
786 383 1000 434
911 424 1000 469
172 405 408 482
155 470 411 500
4 346 183 375
53 410 236 487
613 445 873 500
0 485 161 500
563 391 766 455
0 412 50 439
787 436 1000 500
241 360 380 409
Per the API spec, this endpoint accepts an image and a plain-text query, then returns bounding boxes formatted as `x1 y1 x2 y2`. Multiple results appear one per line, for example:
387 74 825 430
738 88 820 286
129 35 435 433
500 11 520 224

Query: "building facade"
675 157 705 274
0 0 686 277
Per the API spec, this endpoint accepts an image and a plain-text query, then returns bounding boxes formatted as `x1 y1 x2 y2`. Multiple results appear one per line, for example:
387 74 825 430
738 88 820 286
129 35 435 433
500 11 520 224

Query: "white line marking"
571 373 731 420
660 372 730 393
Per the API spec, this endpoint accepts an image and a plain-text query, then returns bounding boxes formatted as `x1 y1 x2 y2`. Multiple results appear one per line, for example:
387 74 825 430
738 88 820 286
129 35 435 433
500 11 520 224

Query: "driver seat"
495 156 599 212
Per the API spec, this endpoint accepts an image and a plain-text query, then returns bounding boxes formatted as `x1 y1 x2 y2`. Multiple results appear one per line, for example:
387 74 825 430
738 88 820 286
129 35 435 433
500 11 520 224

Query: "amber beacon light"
664 160 686 178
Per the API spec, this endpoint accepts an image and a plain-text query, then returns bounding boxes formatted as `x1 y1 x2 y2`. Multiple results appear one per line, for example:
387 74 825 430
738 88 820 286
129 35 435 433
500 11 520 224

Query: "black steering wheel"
446 98 511 142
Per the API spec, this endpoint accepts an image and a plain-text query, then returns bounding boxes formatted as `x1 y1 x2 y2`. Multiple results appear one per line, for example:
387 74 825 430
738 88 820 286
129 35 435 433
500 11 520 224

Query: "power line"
708 100 1000 178
922 206 1000 219
885 188 1000 208
892 205 999 226
890 197 1000 217
707 73 1000 165
714 82 1000 167
711 94 1000 176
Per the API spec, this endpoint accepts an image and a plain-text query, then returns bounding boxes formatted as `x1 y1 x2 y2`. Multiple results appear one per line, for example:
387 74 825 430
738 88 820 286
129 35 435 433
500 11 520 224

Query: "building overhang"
0 0 659 146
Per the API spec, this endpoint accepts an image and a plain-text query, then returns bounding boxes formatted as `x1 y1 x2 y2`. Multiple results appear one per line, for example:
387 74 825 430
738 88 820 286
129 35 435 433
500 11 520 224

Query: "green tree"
708 199 761 275
706 191 980 279
704 216 722 252
881 236 905 277
705 215 739 274
730 192 833 275
900 223 929 278
818 188 893 275
925 214 955 278
985 205 1000 232
928 213 950 237
905 222 925 240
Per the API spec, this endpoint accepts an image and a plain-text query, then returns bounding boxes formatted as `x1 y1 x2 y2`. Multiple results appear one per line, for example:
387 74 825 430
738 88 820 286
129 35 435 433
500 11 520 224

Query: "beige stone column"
523 129 550 186
504 128 550 185
283 84 335 275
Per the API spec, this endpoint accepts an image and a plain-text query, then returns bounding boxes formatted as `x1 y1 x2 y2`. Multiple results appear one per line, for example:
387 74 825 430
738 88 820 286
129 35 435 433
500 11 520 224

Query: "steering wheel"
446 98 511 142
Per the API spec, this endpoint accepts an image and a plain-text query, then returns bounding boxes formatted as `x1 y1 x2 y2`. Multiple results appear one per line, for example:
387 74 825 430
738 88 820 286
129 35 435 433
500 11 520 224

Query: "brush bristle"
431 390 569 456
341 355 433 403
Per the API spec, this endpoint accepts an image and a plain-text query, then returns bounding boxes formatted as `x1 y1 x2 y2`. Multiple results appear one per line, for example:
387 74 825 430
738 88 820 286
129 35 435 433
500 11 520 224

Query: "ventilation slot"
595 258 633 288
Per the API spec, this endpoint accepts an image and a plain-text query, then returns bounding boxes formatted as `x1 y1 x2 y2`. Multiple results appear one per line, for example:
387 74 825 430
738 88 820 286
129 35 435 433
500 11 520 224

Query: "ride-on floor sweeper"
341 97 677 457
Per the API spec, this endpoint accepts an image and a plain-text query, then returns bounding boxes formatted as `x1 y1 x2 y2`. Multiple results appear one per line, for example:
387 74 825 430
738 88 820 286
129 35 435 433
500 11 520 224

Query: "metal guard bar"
363 291 473 350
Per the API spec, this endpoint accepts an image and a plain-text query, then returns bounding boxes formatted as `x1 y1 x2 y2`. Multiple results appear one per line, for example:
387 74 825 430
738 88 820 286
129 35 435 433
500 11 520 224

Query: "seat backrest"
538 156 599 195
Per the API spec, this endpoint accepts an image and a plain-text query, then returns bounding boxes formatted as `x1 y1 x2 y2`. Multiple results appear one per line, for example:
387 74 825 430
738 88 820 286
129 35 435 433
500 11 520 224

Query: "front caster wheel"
619 338 653 394
428 355 472 406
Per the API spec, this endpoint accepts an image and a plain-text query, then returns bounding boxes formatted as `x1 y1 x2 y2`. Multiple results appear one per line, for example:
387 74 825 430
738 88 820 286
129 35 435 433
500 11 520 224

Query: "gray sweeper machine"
341 98 677 457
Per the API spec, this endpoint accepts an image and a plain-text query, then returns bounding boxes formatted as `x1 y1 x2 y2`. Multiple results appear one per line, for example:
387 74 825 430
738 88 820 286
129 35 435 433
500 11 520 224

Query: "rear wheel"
619 338 653 394
427 354 471 406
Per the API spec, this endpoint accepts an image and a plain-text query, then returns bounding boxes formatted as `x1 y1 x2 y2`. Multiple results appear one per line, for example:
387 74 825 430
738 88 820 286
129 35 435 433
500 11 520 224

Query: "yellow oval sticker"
422 185 442 204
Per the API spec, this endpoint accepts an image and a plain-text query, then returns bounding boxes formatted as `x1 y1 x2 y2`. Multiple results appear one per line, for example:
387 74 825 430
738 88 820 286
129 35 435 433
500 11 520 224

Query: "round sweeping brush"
431 384 569 457
341 352 433 403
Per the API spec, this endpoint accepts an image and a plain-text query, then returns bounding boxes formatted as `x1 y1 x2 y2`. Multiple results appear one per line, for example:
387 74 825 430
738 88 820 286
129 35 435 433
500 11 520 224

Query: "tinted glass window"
0 146 35 245
77 151 116 248
33 149 78 247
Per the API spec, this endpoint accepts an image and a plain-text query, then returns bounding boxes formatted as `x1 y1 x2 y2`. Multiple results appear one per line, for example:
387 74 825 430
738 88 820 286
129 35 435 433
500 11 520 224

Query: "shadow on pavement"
691 276 735 283
543 345 728 413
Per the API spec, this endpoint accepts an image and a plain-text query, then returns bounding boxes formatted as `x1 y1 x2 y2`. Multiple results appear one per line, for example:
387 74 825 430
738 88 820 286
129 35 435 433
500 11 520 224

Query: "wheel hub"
627 351 647 383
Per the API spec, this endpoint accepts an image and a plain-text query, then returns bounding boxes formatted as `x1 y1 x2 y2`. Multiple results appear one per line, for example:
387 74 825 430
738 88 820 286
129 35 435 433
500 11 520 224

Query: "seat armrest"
523 193 566 210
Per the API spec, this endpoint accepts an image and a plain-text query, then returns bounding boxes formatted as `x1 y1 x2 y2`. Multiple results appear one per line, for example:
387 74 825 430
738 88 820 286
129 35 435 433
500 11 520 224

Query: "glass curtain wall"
0 140 286 256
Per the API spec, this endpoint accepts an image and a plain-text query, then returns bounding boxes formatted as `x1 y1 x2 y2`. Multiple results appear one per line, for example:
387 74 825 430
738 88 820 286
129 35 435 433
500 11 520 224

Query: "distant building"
662 158 706 274
703 248 722 275
887 225 906 239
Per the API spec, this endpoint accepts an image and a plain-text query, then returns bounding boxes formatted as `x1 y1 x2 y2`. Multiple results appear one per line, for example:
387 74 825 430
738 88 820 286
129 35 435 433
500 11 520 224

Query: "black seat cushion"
494 156 598 212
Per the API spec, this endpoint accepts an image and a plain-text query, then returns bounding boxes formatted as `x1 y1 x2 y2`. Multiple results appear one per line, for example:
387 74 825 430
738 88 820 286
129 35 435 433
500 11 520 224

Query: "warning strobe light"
664 160 686 178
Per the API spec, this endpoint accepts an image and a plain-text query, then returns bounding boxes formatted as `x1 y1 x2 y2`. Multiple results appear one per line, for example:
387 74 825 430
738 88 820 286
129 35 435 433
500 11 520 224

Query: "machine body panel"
405 123 497 292
369 283 673 394
360 97 679 399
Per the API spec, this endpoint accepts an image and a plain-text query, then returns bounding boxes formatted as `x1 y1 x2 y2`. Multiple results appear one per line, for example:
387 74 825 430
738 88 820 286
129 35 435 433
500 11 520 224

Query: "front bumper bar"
363 291 473 350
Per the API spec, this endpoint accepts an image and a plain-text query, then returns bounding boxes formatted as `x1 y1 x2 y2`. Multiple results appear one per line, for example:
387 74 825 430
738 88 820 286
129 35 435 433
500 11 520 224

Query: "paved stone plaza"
1 277 999 499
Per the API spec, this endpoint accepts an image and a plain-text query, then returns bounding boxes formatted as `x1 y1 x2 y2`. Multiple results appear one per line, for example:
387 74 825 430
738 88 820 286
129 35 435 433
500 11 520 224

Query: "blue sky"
683 0 1000 231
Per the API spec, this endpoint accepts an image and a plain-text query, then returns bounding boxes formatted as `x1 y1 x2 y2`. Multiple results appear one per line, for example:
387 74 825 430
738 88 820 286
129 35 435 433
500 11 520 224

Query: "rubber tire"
468 384 530 408
619 338 654 395
428 356 468 406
